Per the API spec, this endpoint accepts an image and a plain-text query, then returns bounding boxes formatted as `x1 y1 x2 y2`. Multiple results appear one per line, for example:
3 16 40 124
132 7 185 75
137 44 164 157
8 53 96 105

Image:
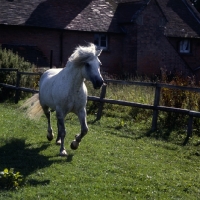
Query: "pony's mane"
68 43 98 66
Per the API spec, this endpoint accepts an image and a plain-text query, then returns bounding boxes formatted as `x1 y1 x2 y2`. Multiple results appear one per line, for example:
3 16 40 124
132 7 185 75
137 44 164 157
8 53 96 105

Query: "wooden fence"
1 68 200 140
0 68 41 103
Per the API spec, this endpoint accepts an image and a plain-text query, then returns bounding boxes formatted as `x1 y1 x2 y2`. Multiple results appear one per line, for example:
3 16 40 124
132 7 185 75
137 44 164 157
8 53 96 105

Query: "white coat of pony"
21 43 104 156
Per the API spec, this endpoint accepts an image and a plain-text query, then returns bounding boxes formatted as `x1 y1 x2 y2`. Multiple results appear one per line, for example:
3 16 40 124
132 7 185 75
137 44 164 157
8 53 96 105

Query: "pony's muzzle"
93 78 104 89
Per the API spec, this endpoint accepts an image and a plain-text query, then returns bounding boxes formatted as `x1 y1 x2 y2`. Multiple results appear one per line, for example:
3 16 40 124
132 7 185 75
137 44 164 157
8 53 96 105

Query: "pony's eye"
85 63 90 67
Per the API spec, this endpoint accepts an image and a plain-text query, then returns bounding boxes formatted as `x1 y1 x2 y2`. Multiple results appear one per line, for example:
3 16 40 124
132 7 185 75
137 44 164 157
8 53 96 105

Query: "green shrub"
0 168 24 190
0 47 39 101
160 70 200 129
0 47 35 84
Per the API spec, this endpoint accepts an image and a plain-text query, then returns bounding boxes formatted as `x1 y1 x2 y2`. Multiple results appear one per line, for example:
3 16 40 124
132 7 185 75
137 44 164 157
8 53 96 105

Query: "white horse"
22 43 104 156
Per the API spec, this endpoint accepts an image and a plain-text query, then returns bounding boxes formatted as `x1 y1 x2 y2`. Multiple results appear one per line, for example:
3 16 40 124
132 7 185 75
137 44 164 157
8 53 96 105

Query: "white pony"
22 43 104 156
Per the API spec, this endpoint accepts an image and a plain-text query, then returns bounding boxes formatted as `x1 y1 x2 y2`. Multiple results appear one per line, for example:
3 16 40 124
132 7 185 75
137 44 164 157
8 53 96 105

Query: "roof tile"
0 0 200 37
157 0 200 38
0 0 121 32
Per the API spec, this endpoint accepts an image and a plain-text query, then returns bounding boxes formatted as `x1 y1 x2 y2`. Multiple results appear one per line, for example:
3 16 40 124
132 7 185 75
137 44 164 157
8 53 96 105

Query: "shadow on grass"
105 123 190 146
146 129 190 146
0 138 70 187
146 129 172 140
66 154 74 162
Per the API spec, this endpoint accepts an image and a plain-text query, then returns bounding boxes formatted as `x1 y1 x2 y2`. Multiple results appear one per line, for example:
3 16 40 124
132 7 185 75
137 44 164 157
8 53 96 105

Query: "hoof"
59 149 68 157
70 140 79 150
47 133 54 141
56 139 61 145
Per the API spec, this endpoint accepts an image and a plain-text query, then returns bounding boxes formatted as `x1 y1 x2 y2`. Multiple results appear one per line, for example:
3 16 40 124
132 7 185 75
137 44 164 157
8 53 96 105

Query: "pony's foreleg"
43 106 54 141
55 120 61 145
71 108 88 150
56 111 67 156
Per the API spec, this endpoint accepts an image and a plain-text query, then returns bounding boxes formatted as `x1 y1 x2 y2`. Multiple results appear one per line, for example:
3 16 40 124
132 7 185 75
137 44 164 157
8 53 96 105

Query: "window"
94 34 108 49
179 39 190 53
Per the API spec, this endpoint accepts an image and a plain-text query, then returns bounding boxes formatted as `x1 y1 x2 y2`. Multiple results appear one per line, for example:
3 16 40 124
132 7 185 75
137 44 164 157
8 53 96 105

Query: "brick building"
0 0 200 79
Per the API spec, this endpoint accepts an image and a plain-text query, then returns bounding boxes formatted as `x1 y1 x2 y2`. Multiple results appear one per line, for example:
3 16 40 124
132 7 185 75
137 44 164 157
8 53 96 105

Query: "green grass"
0 103 200 199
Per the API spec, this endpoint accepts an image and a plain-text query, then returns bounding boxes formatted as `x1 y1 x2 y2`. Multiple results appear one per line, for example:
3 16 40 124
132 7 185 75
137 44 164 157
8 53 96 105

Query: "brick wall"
62 31 124 75
168 37 200 71
0 25 61 67
136 0 192 78
121 25 137 76
0 25 124 76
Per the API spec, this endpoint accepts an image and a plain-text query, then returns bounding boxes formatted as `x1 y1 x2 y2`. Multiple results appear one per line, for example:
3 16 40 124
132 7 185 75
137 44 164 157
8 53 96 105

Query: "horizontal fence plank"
157 106 190 115
105 79 156 87
0 83 38 93
189 111 200 118
0 83 17 89
87 96 99 102
0 68 18 72
88 95 200 116
0 69 42 76
19 72 42 76
158 83 200 92
18 87 39 93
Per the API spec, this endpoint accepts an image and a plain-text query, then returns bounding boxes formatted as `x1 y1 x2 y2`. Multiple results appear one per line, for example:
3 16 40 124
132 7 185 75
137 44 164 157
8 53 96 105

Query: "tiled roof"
115 0 144 2
157 0 200 38
117 2 147 23
0 0 121 33
0 0 200 37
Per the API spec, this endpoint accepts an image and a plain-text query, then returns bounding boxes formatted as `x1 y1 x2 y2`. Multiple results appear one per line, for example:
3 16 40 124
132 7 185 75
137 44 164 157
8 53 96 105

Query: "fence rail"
0 68 41 103
1 68 200 140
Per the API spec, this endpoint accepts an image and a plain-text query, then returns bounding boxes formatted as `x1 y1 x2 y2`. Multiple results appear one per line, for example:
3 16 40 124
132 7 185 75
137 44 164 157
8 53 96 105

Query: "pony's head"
69 43 104 89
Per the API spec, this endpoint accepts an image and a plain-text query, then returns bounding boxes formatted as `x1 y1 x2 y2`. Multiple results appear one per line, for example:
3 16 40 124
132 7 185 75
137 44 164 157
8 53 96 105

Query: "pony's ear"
96 49 102 57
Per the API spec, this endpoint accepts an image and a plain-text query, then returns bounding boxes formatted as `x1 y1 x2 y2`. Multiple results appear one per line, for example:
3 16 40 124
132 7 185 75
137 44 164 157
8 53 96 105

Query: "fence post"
151 84 161 131
96 84 107 120
50 50 53 69
15 71 21 104
187 113 193 138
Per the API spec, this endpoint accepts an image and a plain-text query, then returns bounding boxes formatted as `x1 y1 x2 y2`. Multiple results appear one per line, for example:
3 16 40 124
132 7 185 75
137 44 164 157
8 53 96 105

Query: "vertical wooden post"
15 71 20 104
187 113 193 138
96 84 107 120
50 50 53 69
60 32 63 66
151 84 161 131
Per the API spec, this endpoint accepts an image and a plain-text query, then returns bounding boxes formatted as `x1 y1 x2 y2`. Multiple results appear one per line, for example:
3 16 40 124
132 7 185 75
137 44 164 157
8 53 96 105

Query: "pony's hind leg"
71 108 88 150
43 106 54 141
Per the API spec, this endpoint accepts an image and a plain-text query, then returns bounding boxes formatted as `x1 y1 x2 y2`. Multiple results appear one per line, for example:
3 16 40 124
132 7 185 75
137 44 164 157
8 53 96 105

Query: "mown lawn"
0 102 200 199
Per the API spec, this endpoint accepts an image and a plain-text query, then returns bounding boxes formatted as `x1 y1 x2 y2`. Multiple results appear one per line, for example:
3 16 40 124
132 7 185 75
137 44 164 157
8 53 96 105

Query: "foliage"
0 168 24 190
0 47 34 84
0 47 41 101
159 69 200 129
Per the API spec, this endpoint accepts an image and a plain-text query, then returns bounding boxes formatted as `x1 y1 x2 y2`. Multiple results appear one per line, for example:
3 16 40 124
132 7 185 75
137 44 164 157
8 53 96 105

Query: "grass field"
0 102 200 200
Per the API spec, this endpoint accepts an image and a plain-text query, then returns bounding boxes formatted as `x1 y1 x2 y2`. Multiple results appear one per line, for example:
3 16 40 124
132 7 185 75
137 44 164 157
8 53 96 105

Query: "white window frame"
179 39 191 54
94 33 108 50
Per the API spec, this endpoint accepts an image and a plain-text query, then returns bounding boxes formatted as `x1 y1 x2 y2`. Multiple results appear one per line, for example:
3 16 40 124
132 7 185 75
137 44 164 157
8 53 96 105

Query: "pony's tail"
20 93 44 120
